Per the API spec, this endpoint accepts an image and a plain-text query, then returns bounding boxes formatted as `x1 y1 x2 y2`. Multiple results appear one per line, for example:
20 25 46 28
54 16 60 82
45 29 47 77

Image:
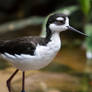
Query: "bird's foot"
21 90 25 92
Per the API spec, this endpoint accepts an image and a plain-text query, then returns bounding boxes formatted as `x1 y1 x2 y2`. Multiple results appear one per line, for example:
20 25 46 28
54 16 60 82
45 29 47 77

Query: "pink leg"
21 71 25 92
7 69 19 92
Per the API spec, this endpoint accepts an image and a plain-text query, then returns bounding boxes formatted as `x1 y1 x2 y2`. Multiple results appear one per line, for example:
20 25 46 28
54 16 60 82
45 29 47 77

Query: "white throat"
50 32 60 42
48 32 61 51
49 17 69 32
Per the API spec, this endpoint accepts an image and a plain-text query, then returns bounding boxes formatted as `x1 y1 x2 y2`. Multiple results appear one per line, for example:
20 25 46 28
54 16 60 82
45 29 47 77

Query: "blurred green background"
0 0 92 92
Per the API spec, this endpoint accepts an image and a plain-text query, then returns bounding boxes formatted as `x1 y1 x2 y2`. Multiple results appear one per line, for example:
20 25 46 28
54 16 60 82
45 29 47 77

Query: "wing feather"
0 36 45 55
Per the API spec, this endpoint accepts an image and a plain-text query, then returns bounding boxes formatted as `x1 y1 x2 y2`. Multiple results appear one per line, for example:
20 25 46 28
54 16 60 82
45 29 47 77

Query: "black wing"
0 36 45 55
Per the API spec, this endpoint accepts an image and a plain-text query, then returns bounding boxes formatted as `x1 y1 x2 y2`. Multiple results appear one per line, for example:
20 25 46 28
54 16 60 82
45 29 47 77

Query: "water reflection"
0 28 92 92
82 59 92 92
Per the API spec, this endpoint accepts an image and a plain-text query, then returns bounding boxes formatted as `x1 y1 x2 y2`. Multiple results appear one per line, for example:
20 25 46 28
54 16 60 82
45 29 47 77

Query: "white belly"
1 33 61 71
1 45 60 71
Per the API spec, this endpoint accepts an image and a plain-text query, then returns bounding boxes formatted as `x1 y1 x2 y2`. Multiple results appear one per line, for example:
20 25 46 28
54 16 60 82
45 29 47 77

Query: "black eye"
55 21 65 25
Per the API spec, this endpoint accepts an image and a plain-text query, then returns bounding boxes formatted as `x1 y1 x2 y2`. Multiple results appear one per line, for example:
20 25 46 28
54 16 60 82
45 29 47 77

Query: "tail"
0 40 5 53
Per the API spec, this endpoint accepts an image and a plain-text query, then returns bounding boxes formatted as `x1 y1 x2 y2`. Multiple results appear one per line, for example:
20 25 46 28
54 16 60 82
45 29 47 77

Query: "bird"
0 13 87 92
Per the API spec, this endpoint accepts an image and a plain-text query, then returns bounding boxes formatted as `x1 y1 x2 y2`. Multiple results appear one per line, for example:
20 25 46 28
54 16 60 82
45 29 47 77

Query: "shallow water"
0 26 92 92
0 45 92 92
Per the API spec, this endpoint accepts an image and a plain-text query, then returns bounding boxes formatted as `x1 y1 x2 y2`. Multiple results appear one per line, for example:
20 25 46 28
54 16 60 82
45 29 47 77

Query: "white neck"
47 32 61 51
50 32 60 41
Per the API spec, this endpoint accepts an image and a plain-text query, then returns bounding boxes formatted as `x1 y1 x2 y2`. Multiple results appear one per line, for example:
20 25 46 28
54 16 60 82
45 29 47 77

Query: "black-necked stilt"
0 13 87 92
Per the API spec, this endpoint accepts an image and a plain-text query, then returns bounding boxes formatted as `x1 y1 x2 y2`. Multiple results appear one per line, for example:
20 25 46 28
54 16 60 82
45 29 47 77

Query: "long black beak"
67 26 88 37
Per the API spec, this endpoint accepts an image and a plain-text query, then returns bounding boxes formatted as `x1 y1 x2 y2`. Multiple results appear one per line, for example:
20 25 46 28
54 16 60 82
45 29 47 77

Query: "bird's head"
46 13 87 36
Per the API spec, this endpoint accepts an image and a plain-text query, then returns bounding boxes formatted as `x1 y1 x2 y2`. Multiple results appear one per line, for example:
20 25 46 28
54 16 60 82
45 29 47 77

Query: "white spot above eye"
49 17 69 32
56 17 64 21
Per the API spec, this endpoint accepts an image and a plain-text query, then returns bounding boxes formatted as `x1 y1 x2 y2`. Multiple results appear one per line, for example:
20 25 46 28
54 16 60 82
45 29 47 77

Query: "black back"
0 36 47 55
0 13 68 55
